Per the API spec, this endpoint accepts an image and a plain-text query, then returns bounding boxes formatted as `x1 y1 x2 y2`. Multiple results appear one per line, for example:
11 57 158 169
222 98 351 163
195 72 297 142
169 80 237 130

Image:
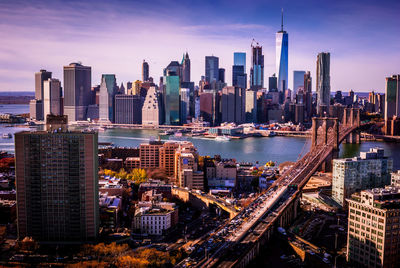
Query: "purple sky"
0 0 399 93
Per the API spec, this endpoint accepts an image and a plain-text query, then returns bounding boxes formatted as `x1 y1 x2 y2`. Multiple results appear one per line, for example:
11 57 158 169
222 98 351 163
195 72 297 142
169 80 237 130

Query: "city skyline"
0 0 399 93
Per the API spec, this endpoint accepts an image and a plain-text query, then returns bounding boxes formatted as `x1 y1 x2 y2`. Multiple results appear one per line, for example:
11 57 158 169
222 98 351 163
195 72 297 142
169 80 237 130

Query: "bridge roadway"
190 125 357 268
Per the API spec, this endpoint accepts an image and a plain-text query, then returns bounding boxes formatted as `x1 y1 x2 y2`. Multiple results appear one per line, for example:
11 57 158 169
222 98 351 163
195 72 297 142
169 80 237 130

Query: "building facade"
276 12 288 92
99 74 119 123
43 78 62 118
142 86 161 127
15 116 99 243
205 56 219 83
63 63 92 121
332 148 393 206
114 94 142 124
316 52 330 115
347 186 400 267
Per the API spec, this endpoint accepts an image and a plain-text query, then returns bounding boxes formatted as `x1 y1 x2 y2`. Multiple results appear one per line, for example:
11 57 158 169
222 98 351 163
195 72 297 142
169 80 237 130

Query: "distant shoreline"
0 96 33 104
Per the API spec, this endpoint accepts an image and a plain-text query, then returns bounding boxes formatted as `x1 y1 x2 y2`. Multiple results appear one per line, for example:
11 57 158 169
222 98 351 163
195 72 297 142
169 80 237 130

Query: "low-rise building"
132 201 178 236
138 180 172 201
99 193 121 230
125 157 140 169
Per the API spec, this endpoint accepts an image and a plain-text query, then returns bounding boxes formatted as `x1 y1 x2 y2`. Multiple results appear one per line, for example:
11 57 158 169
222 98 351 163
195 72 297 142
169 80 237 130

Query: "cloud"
0 0 399 93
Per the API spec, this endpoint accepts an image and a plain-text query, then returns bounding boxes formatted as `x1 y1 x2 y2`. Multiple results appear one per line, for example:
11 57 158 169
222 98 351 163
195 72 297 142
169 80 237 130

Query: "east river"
2 104 400 169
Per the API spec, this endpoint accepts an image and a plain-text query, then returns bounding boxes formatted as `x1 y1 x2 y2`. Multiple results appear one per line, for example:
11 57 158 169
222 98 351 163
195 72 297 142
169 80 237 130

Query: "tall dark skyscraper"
250 41 264 90
205 56 219 83
276 9 288 92
63 62 92 121
221 86 245 124
142 60 149 82
233 52 247 89
304 71 313 120
182 52 190 83
316 52 330 115
268 74 278 91
218 68 225 83
15 115 99 243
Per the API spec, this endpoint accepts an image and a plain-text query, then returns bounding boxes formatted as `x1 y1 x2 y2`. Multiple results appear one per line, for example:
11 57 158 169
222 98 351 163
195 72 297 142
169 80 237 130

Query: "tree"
127 169 147 185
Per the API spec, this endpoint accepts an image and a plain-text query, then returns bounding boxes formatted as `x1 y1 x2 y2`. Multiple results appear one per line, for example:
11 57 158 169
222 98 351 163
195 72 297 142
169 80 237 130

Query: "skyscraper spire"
281 8 284 31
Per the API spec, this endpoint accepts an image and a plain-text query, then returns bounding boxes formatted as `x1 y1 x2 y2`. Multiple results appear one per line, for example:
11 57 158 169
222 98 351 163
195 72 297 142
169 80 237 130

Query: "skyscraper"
250 41 264 90
99 74 119 123
43 78 62 118
35 69 52 101
233 52 247 89
205 56 219 83
142 60 149 82
304 71 313 120
164 70 180 125
114 94 142 124
384 75 400 122
276 10 288 92
182 52 190 83
30 69 52 120
221 86 246 124
234 52 246 71
316 52 330 115
15 115 99 243
218 68 225 83
180 88 190 124
268 74 278 91
293 71 306 99
63 63 92 121
142 86 161 127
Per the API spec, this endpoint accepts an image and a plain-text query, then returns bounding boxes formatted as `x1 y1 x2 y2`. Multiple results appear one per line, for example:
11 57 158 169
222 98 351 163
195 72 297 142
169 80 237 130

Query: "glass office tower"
205 56 219 83
276 10 288 92
165 71 180 125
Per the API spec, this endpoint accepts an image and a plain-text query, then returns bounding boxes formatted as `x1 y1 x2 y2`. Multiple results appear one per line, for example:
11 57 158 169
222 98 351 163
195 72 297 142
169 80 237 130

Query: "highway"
175 124 358 268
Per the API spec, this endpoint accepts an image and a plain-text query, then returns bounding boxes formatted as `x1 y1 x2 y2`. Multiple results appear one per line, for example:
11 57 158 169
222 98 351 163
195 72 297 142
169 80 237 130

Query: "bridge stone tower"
342 108 361 143
311 117 339 171
311 117 339 149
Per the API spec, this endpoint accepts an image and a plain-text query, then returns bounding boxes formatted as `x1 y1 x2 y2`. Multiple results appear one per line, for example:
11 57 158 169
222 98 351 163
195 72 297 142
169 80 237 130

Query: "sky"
0 0 399 93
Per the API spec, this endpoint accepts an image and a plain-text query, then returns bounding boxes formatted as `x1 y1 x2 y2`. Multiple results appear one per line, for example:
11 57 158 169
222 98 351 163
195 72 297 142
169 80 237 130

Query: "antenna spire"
281 8 284 31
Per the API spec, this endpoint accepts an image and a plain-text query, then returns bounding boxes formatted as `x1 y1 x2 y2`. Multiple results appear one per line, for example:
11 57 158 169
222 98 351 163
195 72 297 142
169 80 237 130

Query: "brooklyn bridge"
187 108 362 268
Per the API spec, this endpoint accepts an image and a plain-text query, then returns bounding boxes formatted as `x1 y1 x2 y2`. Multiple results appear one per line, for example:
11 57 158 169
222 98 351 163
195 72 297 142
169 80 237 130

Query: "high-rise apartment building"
15 115 98 243
43 78 62 118
164 70 180 125
63 63 92 121
347 186 400 267
205 56 219 83
182 52 190 83
332 148 393 207
142 60 149 82
276 10 288 92
99 74 119 123
221 86 246 124
245 90 257 123
316 52 330 115
114 94 142 124
250 42 264 90
142 86 161 127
